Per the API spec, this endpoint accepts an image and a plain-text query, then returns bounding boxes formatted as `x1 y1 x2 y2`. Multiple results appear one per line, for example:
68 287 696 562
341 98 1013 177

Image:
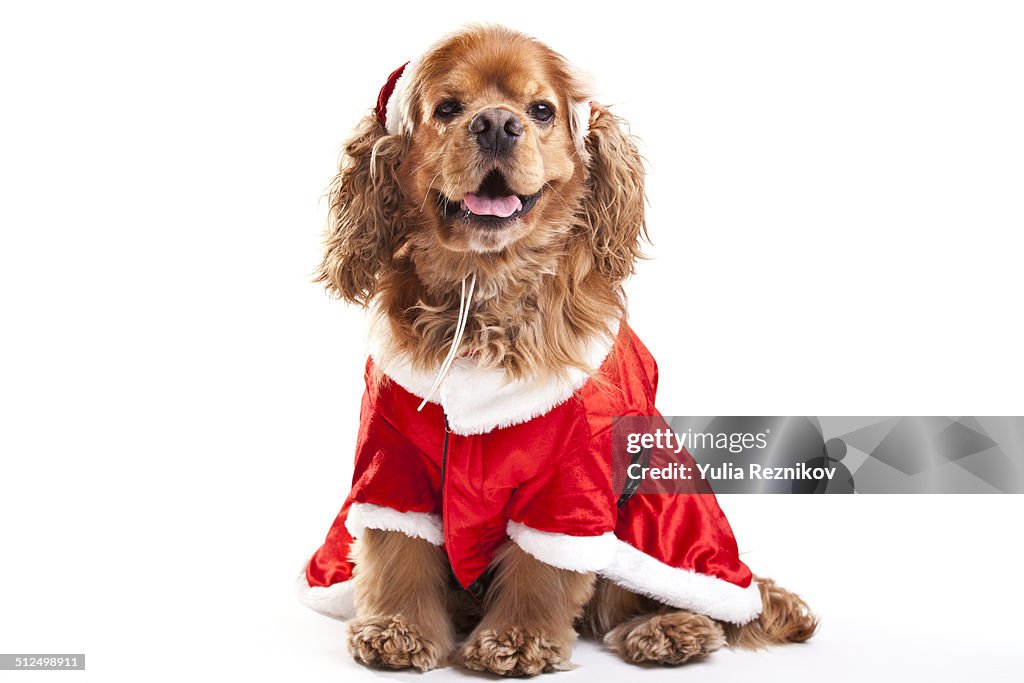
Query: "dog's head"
318 25 644 308
389 27 592 255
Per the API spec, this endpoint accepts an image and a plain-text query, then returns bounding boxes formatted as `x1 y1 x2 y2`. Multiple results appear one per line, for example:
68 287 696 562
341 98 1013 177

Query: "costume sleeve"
504 415 619 573
345 358 445 543
301 359 444 619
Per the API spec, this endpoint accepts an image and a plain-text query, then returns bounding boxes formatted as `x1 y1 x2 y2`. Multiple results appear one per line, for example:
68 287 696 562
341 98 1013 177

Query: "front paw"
459 626 572 676
347 614 449 672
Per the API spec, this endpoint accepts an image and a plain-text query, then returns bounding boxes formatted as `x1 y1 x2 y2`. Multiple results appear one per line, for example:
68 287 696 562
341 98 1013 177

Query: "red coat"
299 322 762 624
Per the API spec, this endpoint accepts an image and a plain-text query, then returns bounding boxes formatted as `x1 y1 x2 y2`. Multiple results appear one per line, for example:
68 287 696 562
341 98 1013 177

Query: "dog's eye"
528 102 555 123
434 100 464 119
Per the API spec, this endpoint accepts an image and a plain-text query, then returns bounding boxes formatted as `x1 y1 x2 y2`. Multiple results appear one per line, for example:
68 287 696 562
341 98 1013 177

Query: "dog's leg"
581 577 658 636
603 612 726 665
347 529 453 671
587 576 817 665
458 543 595 676
721 576 818 648
586 579 726 665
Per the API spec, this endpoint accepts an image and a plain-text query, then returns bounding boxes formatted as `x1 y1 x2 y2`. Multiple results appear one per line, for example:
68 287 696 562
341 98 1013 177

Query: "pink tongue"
461 192 522 218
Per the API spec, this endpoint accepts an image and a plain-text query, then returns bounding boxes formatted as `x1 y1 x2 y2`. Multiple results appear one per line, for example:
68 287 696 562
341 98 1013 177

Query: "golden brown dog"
314 24 815 675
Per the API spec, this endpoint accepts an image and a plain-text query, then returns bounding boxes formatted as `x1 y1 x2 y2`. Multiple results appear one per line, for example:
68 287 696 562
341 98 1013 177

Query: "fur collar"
368 321 618 436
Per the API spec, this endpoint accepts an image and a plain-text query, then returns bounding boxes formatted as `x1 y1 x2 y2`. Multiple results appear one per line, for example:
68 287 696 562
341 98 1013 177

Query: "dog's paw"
459 626 572 676
347 614 448 672
604 611 725 666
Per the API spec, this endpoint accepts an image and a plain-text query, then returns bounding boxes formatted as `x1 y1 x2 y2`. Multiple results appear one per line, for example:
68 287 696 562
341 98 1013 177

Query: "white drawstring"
417 273 476 411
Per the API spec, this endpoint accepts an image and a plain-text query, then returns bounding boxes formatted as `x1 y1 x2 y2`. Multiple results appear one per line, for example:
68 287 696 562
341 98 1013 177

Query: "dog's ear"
315 113 407 306
576 103 647 284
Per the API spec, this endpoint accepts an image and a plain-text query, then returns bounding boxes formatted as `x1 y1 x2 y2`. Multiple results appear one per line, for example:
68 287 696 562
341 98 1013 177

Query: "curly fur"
460 542 595 676
582 577 661 638
584 577 815 665
316 26 645 383
348 529 453 671
604 612 726 665
316 116 409 306
722 576 819 648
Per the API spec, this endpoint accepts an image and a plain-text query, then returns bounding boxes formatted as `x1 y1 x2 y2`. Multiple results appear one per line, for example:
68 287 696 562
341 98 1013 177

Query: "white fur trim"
507 521 617 573
382 31 452 136
506 523 760 623
436 357 591 436
601 540 763 625
296 571 356 620
369 321 617 436
570 98 592 160
384 58 418 136
344 502 443 545
567 63 594 159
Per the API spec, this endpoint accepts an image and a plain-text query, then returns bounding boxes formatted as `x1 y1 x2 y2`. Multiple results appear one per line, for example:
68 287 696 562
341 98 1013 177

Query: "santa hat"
375 62 412 136
372 47 594 153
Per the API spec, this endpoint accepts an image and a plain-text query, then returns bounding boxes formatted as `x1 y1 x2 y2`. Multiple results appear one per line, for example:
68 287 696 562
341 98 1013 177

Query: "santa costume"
297 59 763 626
298 321 762 625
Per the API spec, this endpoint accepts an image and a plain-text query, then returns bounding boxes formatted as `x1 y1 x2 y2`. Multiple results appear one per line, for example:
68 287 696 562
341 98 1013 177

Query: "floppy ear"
315 113 407 305
577 103 647 284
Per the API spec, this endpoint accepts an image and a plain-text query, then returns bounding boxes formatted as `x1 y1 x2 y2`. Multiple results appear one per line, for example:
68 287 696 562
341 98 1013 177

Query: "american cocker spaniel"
300 24 816 676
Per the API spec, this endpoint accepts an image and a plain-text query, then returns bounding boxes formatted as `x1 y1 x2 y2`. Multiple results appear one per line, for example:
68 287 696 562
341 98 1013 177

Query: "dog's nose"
469 108 523 156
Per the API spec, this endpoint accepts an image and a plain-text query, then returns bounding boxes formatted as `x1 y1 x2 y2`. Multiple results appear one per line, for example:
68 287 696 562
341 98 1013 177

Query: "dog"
299 24 816 675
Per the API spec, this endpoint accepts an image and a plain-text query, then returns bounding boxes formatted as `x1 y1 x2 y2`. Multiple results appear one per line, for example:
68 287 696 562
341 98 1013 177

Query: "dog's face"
318 25 646 366
397 30 588 253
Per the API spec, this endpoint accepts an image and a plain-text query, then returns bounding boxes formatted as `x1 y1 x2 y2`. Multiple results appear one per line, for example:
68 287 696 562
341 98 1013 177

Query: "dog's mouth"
439 171 542 227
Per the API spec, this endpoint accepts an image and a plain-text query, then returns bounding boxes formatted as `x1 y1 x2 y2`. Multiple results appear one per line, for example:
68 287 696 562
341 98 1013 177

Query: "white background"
1 1 1022 681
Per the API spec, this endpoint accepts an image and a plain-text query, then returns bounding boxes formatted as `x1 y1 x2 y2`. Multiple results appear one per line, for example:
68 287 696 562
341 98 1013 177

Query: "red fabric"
305 323 753 593
375 63 408 127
